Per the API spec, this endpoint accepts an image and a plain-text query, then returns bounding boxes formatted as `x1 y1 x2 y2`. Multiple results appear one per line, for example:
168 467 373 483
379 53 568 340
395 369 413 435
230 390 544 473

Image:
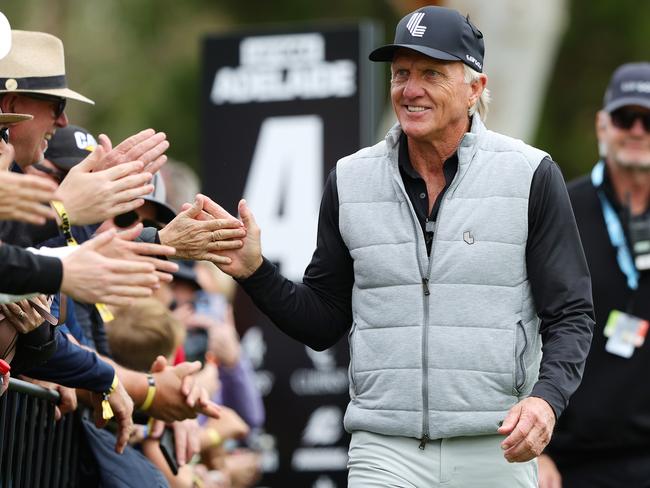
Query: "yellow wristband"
50 200 77 246
140 374 156 411
206 428 222 447
51 200 114 322
101 373 119 420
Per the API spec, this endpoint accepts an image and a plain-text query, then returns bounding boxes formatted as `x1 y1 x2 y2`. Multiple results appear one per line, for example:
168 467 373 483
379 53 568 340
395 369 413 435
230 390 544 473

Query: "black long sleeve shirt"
0 243 63 295
240 145 595 419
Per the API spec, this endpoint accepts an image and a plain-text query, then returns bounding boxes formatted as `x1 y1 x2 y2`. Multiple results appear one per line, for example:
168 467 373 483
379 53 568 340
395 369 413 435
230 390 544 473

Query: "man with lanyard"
540 63 650 487
209 6 595 486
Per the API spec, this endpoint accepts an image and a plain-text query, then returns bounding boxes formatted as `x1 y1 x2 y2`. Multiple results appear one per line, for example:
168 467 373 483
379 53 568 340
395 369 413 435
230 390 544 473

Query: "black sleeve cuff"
236 256 277 288
36 255 64 294
530 381 567 419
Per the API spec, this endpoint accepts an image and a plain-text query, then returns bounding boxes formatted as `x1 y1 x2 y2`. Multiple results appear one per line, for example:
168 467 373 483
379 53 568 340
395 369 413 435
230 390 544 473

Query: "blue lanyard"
591 160 639 290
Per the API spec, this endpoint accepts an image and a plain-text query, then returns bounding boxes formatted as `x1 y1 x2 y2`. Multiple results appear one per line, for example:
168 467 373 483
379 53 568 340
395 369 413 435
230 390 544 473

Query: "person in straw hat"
0 30 173 239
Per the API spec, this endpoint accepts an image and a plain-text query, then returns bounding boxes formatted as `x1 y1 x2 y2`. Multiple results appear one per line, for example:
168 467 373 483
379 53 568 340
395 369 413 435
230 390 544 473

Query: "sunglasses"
113 210 164 231
610 108 650 133
0 127 8 143
23 93 67 119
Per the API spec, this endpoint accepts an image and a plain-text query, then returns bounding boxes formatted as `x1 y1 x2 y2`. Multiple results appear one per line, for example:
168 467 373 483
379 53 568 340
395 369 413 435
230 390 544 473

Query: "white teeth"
407 106 427 112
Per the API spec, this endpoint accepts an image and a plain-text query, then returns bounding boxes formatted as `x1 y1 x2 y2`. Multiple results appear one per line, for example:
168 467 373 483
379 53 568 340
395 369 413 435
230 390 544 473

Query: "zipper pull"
419 434 430 450
422 278 430 296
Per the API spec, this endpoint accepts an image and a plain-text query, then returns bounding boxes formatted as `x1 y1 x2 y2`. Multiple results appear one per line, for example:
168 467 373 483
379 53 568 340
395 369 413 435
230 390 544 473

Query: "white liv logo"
406 12 427 38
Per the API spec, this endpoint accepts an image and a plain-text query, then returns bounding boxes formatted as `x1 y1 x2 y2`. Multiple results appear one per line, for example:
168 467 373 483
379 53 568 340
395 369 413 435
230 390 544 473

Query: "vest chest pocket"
514 320 528 395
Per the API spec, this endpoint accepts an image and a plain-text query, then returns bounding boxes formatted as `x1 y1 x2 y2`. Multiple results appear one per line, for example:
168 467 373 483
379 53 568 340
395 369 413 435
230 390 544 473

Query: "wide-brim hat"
0 112 32 124
0 30 94 104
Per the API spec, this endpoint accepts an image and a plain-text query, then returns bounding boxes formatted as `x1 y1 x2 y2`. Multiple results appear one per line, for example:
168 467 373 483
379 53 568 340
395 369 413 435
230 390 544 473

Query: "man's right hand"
158 195 246 265
61 229 159 306
538 454 562 488
181 196 263 280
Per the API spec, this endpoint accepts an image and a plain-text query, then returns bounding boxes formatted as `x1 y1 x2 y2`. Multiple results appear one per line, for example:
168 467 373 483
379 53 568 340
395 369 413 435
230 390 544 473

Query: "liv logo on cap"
406 12 427 38
0 13 11 60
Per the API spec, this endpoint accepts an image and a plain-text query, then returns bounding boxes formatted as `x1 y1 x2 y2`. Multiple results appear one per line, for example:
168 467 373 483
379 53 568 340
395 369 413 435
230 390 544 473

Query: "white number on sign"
243 115 323 280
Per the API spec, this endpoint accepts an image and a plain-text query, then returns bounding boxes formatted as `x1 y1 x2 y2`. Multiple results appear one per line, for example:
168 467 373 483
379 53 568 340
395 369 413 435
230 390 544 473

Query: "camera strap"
591 160 639 290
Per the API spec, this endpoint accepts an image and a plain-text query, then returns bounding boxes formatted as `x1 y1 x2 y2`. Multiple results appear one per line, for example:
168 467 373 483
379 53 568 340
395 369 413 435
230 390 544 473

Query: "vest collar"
458 114 485 167
385 114 485 165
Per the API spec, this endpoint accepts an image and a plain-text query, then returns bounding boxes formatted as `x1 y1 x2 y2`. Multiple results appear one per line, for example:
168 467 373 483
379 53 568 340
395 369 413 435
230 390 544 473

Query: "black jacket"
548 172 650 463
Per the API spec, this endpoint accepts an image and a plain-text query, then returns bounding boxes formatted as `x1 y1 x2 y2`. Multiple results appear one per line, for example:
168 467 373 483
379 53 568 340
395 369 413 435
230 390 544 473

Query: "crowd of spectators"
0 29 265 488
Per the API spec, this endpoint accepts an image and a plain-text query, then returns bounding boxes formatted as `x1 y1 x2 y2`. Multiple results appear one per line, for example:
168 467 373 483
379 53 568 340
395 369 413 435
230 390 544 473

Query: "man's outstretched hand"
180 196 262 279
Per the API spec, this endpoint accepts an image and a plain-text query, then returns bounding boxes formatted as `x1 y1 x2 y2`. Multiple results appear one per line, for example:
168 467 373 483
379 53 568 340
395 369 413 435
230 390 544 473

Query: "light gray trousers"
347 431 537 488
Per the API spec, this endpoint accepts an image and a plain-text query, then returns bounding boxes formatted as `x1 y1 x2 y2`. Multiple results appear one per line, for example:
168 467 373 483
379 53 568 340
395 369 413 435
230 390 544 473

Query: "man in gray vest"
210 6 594 487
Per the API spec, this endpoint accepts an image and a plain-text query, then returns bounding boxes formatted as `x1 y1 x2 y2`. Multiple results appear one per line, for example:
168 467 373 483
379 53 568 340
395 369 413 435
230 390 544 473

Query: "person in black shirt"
204 6 594 486
540 63 650 487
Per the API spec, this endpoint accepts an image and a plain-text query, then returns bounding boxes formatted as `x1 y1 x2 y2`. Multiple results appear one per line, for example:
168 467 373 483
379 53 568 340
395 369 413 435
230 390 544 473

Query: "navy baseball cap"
369 6 485 72
603 62 650 113
44 124 96 171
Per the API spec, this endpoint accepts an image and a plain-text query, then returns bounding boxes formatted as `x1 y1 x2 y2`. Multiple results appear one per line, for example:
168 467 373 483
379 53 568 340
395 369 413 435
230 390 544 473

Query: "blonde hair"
108 299 185 372
463 64 491 121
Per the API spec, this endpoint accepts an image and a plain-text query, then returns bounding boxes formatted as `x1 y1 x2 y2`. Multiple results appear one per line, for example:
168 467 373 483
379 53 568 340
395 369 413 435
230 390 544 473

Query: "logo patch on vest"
463 231 475 245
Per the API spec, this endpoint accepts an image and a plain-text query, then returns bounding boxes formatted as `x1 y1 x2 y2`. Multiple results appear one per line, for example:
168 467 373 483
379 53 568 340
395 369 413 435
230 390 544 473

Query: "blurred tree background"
2 0 649 180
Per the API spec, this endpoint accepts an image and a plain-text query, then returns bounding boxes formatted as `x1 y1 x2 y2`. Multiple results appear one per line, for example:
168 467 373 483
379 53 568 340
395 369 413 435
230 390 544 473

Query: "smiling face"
0 93 68 168
597 105 650 170
390 49 482 144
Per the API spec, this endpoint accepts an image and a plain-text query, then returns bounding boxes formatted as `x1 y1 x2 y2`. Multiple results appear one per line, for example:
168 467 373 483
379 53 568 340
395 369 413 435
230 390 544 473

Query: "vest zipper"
420 245 435 448
392 161 460 448
419 434 430 450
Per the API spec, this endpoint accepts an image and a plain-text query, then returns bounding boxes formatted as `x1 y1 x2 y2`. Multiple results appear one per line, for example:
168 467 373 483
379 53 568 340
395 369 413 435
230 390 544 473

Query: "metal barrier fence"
0 378 80 488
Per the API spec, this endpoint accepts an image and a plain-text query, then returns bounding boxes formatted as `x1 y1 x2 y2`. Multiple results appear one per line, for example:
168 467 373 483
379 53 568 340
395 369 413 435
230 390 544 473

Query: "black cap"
603 62 650 113
44 124 96 171
172 259 200 288
369 6 485 72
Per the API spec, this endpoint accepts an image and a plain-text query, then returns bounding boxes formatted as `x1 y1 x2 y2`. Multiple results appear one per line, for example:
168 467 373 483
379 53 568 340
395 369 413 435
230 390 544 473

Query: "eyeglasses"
23 93 67 119
610 108 650 133
113 210 164 231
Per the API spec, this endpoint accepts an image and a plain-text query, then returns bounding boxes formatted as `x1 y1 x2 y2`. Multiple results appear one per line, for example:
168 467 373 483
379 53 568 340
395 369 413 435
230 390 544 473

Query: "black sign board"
201 22 382 488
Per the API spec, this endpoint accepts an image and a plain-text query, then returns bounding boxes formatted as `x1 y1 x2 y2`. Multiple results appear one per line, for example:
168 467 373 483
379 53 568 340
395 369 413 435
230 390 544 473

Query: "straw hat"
0 30 94 104
0 112 32 124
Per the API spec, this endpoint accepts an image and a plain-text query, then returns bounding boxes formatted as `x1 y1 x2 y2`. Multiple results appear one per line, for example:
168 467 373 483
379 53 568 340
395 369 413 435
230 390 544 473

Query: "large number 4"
243 116 323 280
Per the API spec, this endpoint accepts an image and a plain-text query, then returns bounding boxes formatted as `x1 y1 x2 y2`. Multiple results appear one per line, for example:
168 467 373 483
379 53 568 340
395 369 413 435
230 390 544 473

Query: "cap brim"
0 113 33 124
0 87 94 105
144 198 177 224
369 44 461 63
605 97 650 113
48 155 87 171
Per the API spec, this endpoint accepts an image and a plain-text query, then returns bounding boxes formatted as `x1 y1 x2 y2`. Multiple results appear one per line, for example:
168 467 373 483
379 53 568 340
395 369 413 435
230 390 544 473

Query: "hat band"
0 75 67 91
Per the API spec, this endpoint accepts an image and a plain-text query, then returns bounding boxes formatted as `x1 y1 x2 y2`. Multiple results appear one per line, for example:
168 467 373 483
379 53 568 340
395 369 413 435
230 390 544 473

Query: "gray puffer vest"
337 116 548 441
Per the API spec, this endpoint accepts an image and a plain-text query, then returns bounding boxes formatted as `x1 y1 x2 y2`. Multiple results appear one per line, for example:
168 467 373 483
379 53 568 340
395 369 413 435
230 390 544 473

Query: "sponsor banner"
202 22 382 487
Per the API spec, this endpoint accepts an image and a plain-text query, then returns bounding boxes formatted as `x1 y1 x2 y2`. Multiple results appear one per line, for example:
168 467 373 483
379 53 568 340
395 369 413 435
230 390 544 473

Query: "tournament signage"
201 22 382 488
